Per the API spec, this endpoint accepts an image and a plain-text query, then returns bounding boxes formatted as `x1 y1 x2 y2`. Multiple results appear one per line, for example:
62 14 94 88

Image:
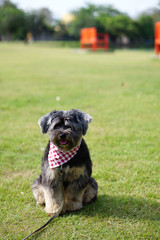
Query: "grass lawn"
0 42 160 240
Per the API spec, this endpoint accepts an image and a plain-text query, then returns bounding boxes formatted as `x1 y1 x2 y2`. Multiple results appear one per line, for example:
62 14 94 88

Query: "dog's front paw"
45 204 61 216
36 195 45 206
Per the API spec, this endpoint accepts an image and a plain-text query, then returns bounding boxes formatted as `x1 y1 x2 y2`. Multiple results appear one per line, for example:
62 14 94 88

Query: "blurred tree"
38 8 54 25
134 7 159 46
67 3 155 46
68 3 121 39
67 3 141 42
97 13 139 41
0 0 157 46
142 7 160 23
0 0 16 8
26 9 54 40
136 14 154 41
0 1 54 40
68 4 97 39
0 0 26 40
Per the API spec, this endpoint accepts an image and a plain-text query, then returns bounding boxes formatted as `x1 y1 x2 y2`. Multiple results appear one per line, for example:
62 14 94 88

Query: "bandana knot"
48 142 80 169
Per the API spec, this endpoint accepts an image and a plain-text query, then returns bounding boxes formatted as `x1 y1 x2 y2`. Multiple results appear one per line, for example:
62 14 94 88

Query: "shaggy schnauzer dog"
32 109 98 215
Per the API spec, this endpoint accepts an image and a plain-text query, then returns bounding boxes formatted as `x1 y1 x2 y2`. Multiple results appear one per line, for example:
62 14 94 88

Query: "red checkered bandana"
48 142 80 169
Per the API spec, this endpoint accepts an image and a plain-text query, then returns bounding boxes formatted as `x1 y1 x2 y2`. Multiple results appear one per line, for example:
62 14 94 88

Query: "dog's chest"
62 165 85 183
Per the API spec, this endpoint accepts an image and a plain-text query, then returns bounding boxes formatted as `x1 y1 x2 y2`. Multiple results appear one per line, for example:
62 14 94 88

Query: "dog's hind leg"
64 186 85 212
83 177 98 204
32 175 45 206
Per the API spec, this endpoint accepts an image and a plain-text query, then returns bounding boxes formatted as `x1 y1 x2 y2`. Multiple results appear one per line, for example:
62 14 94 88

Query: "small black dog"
32 109 98 215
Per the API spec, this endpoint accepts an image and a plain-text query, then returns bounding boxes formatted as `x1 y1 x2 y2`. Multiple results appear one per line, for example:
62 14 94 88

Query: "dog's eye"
65 125 71 129
54 122 62 129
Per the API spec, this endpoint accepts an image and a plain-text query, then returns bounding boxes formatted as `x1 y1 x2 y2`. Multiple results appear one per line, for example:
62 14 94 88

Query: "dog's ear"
38 113 51 134
82 113 93 135
84 113 92 124
38 110 57 134
75 110 93 135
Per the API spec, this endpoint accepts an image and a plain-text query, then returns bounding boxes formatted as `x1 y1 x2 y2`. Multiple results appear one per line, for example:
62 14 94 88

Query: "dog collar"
48 142 80 169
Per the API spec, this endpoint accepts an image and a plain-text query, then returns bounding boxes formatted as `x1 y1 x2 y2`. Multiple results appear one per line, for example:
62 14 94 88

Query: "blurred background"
0 0 160 48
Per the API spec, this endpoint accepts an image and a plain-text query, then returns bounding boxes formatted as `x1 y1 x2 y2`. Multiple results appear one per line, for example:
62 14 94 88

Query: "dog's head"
38 109 92 151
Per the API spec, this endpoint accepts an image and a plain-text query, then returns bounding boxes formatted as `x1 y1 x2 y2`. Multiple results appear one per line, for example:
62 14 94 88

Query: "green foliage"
26 8 54 33
68 4 97 38
38 8 54 25
26 11 53 38
53 20 69 40
0 2 26 40
150 8 160 23
137 14 154 40
0 1 54 40
0 1 158 44
67 3 156 44
0 0 17 8
68 4 121 38
97 13 139 40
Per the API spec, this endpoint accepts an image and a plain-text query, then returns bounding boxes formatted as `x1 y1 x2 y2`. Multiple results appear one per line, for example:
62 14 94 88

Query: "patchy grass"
0 42 160 240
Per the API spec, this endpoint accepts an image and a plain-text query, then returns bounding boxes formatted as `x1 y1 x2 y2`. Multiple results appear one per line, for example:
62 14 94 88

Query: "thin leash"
22 166 64 240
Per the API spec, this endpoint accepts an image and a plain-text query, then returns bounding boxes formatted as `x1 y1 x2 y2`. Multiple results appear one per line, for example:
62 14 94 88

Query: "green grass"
0 42 160 240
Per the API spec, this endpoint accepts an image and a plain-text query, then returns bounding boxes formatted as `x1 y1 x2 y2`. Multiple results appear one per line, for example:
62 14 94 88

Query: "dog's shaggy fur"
32 109 98 215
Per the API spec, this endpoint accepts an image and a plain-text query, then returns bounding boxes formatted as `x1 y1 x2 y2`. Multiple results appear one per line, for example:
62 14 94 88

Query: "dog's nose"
60 133 66 140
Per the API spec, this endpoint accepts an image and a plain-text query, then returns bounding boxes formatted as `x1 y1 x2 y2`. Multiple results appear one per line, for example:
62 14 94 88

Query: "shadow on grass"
24 194 160 240
78 194 160 221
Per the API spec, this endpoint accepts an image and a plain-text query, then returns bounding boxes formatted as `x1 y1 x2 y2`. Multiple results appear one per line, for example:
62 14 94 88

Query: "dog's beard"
49 130 82 151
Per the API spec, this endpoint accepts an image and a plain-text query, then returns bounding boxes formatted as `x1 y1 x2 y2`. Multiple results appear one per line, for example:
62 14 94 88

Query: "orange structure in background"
80 27 109 51
155 22 160 55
